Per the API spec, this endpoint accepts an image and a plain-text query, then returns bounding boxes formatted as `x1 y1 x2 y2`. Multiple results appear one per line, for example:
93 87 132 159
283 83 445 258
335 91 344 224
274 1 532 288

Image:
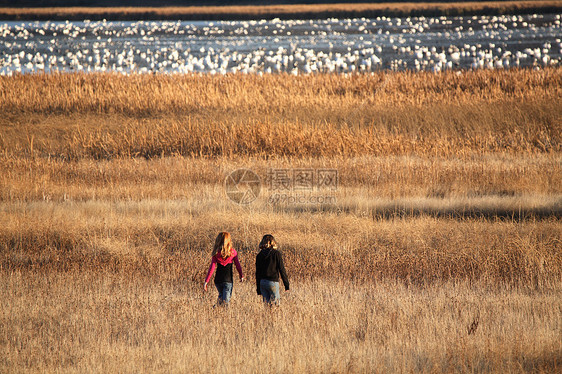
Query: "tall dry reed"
1 69 560 159
2 273 560 373
1 68 560 372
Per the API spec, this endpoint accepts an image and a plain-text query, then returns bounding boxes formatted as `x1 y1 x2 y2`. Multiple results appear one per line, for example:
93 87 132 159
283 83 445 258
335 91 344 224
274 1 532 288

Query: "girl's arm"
255 256 261 295
277 251 290 291
233 254 244 280
204 257 217 284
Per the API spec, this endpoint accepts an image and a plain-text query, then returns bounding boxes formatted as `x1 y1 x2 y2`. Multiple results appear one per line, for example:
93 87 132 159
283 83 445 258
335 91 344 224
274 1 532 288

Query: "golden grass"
1 192 561 371
1 198 561 285
1 155 561 205
1 1 561 20
1 68 561 372
2 274 561 373
1 69 560 159
3 69 559 114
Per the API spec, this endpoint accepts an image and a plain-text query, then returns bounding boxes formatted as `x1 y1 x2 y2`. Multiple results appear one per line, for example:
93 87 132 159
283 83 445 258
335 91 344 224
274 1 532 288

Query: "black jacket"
215 262 233 284
255 248 289 294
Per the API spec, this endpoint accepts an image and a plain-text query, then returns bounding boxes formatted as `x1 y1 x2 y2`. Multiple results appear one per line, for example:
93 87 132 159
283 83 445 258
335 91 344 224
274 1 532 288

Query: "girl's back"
255 235 289 304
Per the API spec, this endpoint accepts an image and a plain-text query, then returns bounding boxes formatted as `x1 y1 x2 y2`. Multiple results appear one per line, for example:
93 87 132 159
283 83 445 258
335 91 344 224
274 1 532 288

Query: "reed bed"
1 195 561 372
1 68 561 372
3 69 560 114
1 199 561 286
1 1 561 21
1 155 561 201
1 69 560 159
2 274 561 373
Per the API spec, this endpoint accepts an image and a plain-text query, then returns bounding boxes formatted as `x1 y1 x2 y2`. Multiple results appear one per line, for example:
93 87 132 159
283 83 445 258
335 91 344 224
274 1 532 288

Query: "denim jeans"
260 279 280 304
215 282 233 305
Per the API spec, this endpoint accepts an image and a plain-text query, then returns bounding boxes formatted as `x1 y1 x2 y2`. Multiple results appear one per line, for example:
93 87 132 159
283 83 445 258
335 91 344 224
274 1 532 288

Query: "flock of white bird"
0 13 560 75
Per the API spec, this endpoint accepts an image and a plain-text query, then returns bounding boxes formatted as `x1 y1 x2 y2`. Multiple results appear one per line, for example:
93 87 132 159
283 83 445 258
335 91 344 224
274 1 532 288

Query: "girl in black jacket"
255 234 289 304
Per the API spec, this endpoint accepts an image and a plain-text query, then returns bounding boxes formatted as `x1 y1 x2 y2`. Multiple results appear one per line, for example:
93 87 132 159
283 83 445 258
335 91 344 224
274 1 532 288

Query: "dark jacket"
255 248 289 295
204 249 243 285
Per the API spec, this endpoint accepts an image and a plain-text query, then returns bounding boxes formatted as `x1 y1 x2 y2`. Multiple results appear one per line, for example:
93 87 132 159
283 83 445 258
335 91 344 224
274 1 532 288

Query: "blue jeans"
260 279 280 304
215 282 233 305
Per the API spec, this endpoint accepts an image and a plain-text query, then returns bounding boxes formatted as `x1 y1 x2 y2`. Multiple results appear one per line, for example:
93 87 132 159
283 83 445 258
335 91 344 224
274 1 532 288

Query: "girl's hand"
203 282 208 292
240 276 245 282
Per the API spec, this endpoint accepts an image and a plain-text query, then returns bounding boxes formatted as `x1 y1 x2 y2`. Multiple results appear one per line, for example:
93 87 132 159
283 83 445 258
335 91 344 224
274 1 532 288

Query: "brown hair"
212 232 233 259
259 234 277 250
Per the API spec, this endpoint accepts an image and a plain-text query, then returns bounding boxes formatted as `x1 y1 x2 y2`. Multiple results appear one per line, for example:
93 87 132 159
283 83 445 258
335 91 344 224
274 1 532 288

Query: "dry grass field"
1 69 560 159
1 1 562 21
1 69 561 372
3 275 561 372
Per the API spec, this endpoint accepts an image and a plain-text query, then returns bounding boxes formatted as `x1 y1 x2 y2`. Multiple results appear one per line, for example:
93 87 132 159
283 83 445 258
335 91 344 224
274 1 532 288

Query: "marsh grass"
1 153 560 202
2 273 560 373
0 69 561 372
1 69 560 159
1 198 560 287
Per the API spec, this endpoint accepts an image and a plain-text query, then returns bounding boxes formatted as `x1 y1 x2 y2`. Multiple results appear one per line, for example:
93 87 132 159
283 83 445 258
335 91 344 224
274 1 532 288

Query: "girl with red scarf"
204 232 244 305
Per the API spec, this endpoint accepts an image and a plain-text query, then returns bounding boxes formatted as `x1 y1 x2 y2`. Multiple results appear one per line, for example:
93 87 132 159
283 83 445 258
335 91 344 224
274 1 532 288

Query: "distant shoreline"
1 1 561 21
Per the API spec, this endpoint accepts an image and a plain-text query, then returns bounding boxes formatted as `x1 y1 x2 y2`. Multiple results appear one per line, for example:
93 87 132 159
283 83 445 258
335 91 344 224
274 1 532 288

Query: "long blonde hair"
212 232 233 259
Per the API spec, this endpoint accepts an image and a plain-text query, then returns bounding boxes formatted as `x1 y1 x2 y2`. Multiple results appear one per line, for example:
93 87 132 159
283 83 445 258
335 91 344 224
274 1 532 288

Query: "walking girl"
255 234 289 305
204 232 244 305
